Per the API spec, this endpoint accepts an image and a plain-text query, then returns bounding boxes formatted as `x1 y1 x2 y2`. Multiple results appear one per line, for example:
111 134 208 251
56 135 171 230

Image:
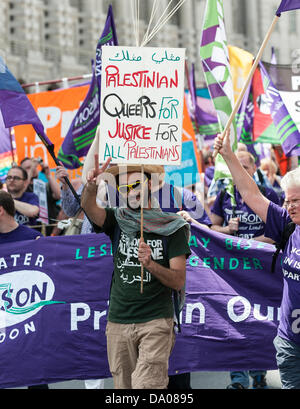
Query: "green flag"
200 0 237 201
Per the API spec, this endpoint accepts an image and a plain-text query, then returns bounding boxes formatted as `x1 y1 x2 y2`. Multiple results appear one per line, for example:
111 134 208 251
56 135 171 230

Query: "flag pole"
213 15 279 158
140 163 145 294
37 132 95 227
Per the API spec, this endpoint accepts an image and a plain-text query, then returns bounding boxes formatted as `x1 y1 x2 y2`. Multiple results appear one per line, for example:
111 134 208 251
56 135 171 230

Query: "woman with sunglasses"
214 130 300 389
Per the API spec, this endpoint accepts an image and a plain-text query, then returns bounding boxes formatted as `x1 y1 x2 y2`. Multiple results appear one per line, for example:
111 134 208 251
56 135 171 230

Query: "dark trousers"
168 373 191 389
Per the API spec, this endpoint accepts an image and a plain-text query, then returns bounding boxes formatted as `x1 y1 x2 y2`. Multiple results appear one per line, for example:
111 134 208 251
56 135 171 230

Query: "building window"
289 13 297 34
232 0 246 35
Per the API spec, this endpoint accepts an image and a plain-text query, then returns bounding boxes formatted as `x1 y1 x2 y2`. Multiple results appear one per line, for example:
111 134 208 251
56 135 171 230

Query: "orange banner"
14 85 89 179
182 95 202 174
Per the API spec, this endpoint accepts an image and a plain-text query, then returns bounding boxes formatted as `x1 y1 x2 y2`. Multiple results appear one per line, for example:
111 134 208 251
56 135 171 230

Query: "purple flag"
58 62 99 168
276 0 300 15
187 64 219 143
259 61 300 157
236 81 254 144
58 5 118 169
0 225 283 388
0 57 53 149
0 112 16 182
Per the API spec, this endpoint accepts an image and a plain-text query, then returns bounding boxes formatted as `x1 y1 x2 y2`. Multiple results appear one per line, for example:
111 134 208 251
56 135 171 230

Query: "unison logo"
0 270 65 328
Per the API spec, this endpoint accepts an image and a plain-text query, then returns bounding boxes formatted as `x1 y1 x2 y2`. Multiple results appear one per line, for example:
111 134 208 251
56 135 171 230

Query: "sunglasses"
6 176 25 182
117 178 148 196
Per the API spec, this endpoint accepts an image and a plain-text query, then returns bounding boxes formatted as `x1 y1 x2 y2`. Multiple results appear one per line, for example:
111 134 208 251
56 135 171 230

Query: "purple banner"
0 225 282 388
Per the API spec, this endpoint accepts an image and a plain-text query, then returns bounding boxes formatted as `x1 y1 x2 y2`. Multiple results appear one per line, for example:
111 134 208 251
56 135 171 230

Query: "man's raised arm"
81 155 111 228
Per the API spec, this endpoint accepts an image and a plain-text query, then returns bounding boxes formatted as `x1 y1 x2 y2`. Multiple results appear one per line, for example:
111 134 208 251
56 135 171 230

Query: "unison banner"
0 225 282 388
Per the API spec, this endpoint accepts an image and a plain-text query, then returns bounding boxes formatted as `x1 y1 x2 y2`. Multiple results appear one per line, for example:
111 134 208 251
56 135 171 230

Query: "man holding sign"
81 45 190 389
81 155 190 389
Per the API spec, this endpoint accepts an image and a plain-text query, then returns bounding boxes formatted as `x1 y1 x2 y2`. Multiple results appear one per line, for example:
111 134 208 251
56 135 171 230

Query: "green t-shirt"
100 208 191 324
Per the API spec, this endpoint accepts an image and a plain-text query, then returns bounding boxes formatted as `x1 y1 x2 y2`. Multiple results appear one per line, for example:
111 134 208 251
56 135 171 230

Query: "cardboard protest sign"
99 46 186 165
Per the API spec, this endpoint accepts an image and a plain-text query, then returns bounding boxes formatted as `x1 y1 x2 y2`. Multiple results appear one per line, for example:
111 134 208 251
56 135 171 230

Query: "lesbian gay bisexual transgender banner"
0 225 283 388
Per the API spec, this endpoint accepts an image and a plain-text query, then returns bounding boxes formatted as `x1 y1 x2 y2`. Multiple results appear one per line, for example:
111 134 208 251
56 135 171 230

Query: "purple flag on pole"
236 81 254 144
276 0 300 15
58 62 99 168
95 4 118 93
58 5 118 169
259 61 300 157
0 57 52 148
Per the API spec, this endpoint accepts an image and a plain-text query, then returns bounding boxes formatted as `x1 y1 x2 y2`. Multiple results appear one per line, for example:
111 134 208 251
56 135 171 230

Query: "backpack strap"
161 235 183 333
112 223 121 257
109 224 121 297
271 222 296 273
256 168 266 187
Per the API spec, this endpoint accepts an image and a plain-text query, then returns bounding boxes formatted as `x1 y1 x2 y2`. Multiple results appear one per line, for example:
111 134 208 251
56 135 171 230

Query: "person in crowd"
210 151 279 242
5 166 39 228
206 143 275 211
20 157 61 235
260 158 285 205
0 190 48 389
0 180 3 190
0 190 40 242
80 155 191 389
210 150 279 389
214 130 300 389
203 150 215 192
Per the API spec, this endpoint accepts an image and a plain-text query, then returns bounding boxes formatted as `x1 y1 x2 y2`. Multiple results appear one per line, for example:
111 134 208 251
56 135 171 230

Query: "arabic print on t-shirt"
102 208 191 324
117 231 164 285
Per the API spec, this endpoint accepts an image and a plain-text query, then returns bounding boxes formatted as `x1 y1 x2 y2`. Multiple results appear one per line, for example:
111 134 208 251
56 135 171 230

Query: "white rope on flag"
141 0 187 47
131 0 140 46
141 0 160 46
137 0 140 46
131 0 137 46
142 0 174 46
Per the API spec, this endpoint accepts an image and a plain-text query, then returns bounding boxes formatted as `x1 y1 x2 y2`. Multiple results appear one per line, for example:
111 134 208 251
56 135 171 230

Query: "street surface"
13 370 282 389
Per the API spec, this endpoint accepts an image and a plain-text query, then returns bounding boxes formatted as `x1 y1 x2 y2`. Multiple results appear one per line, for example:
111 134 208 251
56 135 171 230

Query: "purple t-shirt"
265 202 300 346
155 183 211 226
14 192 39 226
0 224 40 244
211 186 279 239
